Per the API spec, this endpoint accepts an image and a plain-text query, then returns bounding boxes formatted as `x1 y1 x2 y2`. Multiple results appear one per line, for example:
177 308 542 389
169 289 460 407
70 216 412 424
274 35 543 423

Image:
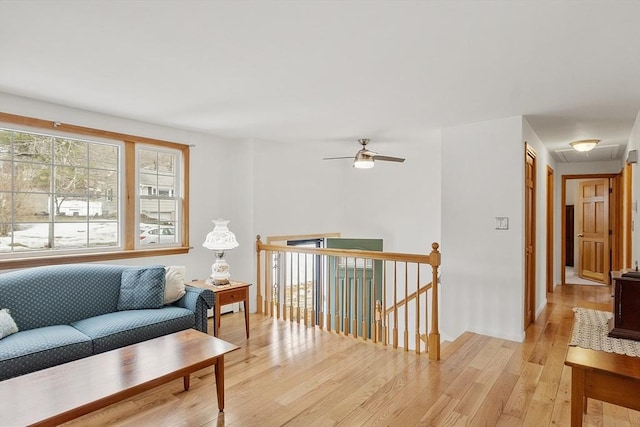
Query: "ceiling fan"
323 138 406 169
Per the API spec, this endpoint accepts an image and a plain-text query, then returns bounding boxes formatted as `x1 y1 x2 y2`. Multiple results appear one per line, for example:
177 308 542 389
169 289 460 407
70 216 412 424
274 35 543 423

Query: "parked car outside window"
139 226 175 245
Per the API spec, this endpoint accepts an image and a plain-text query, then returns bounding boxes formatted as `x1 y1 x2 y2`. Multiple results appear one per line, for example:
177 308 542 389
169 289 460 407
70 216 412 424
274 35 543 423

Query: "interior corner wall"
0 93 255 290
523 117 553 318
441 116 525 342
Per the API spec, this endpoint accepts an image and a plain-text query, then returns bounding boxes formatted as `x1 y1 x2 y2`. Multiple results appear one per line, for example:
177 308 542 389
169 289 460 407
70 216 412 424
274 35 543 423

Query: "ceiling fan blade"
362 149 378 156
323 156 354 160
372 155 405 163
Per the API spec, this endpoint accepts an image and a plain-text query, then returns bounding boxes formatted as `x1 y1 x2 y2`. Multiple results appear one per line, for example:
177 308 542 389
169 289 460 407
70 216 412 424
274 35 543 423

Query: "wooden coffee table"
0 329 239 426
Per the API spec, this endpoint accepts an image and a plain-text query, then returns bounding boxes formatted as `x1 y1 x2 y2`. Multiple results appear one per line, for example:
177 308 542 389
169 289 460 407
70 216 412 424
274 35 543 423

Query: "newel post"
428 242 441 361
256 235 263 315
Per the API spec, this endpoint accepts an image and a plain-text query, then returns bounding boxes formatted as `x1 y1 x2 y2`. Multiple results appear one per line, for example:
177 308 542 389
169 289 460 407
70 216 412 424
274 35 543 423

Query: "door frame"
546 166 554 293
525 145 536 328
561 173 619 285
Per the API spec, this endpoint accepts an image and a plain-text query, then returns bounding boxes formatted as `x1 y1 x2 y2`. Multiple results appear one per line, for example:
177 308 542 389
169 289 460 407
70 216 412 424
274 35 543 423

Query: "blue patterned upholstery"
0 264 215 381
178 285 215 334
117 266 166 310
72 307 194 353
0 325 93 380
0 264 125 331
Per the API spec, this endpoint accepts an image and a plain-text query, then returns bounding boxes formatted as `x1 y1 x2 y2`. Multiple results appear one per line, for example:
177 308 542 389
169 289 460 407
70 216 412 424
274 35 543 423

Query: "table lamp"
202 219 239 284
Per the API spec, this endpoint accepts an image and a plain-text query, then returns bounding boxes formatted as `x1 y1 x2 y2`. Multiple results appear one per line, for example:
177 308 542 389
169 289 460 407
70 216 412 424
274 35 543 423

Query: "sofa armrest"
173 286 214 333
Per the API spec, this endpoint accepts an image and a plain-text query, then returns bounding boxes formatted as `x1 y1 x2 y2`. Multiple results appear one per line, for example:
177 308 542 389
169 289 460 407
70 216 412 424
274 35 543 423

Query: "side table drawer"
218 288 247 305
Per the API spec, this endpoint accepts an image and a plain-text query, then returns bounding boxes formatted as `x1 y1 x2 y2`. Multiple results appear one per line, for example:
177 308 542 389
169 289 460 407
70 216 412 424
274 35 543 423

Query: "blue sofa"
0 263 214 381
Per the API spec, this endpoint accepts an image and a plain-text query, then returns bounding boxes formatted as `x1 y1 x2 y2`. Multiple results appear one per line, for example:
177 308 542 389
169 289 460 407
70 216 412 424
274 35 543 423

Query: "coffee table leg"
183 374 190 391
215 356 225 412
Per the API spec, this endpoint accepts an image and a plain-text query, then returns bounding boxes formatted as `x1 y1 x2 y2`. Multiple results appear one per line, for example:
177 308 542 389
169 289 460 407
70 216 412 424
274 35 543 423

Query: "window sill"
0 247 191 271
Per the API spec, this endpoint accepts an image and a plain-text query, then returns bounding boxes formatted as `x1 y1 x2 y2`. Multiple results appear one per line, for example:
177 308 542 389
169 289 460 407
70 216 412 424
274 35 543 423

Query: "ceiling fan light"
353 158 374 169
570 139 600 152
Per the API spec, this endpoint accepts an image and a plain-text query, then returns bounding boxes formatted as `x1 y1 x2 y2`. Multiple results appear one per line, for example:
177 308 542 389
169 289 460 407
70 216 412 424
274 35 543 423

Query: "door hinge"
609 187 613 193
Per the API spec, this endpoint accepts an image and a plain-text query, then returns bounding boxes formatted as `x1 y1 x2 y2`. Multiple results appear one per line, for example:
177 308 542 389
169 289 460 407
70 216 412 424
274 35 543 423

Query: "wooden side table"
565 346 640 426
190 280 252 338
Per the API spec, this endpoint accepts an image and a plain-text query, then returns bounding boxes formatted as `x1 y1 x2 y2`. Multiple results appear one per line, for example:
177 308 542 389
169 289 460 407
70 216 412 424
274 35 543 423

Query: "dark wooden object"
609 273 640 341
565 205 574 267
0 329 239 426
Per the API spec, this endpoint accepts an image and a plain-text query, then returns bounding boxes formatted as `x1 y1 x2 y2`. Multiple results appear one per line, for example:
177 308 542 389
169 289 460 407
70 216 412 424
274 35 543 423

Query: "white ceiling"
0 1 639 162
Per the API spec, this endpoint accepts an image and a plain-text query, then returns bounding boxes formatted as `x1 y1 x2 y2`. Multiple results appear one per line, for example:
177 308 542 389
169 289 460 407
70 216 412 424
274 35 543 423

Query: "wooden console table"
565 346 640 426
190 280 252 338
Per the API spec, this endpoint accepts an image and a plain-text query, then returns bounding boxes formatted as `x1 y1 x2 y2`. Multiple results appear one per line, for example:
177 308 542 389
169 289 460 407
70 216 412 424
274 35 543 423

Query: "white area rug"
570 308 640 357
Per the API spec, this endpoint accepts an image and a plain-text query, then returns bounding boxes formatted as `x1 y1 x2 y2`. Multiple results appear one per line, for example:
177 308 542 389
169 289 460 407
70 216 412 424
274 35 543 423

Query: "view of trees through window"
0 128 119 252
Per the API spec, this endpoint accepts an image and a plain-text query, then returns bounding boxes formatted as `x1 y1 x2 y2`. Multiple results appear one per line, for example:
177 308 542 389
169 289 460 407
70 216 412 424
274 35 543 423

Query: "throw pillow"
0 308 19 339
164 265 187 304
117 266 166 310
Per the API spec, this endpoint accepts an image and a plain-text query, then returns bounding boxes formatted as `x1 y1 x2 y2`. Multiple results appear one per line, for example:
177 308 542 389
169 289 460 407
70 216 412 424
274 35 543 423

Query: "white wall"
251 133 442 253
0 93 255 296
556 160 623 176
441 116 526 342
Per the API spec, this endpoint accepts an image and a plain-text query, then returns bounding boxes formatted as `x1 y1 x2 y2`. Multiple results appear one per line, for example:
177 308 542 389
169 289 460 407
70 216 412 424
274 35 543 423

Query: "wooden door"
524 147 536 328
577 179 610 284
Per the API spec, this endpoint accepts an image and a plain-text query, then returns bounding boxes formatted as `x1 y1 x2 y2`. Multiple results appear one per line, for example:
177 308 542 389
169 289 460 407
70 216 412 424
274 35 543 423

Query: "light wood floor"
64 284 640 426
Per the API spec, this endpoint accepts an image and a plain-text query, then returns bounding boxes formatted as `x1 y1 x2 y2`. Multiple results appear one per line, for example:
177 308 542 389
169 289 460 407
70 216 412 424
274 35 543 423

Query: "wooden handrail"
258 242 437 264
384 282 433 316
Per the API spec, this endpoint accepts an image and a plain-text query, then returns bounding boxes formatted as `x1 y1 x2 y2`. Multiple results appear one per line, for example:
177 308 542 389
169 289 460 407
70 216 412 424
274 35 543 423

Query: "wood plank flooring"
63 284 640 426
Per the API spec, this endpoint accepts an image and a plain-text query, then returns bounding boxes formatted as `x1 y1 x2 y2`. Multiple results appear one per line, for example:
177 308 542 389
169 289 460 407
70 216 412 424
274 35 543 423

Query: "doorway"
561 173 620 286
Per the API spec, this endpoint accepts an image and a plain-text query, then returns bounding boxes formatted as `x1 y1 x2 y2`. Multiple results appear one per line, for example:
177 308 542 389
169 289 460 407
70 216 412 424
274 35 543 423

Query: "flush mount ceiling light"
570 139 600 152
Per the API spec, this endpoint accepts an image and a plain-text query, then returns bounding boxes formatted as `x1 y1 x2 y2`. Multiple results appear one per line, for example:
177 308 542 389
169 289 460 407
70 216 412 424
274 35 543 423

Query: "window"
137 146 181 247
0 113 190 268
0 129 120 252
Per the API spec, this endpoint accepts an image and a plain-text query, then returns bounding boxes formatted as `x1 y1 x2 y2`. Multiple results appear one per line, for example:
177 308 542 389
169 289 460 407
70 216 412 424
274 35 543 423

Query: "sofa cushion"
118 266 165 310
0 264 128 331
71 307 194 354
164 266 187 304
0 325 93 381
0 309 19 339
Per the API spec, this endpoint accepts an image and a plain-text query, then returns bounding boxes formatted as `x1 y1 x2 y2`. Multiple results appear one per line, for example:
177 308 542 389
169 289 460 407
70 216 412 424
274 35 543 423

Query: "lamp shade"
202 219 239 251
570 139 600 152
353 151 374 169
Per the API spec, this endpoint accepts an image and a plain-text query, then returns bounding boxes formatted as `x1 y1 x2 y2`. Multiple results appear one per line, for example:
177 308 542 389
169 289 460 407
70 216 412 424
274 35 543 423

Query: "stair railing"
255 236 441 360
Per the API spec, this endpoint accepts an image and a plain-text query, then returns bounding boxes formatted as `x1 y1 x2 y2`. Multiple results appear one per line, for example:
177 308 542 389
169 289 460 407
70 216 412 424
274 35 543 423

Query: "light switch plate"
495 217 509 230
